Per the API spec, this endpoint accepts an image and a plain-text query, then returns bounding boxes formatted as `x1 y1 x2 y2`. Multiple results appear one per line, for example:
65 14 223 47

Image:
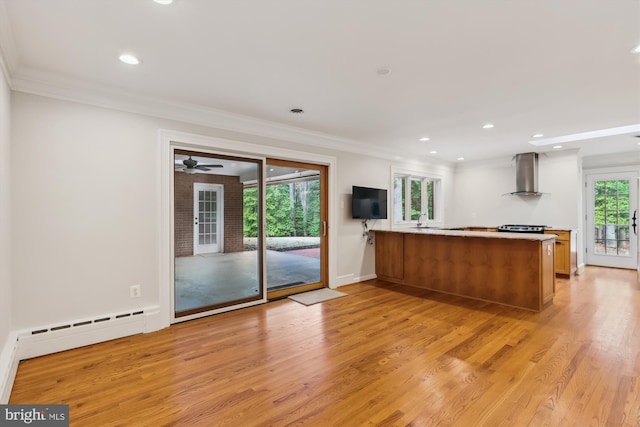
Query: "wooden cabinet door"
544 230 573 276
375 232 404 280
555 240 569 275
542 240 556 305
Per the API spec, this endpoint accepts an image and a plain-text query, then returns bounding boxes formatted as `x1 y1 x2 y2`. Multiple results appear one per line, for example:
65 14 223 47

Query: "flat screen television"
352 186 388 219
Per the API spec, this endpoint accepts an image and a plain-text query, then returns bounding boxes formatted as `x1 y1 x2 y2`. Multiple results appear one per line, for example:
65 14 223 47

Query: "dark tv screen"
352 186 388 219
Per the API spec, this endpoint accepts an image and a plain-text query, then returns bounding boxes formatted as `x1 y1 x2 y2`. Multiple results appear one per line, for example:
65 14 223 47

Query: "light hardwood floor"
9 266 640 426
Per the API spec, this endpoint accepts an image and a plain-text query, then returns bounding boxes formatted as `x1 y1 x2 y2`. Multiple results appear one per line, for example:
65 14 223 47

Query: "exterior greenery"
594 180 629 226
593 179 630 255
394 176 435 221
243 180 321 237
410 179 434 220
410 179 421 221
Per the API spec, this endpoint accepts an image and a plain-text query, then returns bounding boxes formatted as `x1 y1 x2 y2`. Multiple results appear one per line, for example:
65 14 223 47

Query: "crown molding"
8 64 454 169
12 66 440 164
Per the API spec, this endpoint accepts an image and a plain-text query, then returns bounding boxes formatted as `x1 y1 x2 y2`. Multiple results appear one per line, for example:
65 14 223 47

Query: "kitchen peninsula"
373 229 556 311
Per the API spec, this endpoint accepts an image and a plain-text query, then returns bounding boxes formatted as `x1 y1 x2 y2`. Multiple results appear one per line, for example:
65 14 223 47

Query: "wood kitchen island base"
374 230 556 311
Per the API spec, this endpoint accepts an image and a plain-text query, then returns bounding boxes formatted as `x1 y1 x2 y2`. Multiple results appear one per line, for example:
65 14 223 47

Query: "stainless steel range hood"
506 152 542 196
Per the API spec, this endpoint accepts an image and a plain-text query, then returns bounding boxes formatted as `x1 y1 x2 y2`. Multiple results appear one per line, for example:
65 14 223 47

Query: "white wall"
450 152 580 228
11 92 454 330
11 94 163 328
0 61 11 355
334 152 390 283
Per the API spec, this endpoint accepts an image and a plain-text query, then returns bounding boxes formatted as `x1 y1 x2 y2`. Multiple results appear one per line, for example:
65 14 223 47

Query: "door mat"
288 288 347 306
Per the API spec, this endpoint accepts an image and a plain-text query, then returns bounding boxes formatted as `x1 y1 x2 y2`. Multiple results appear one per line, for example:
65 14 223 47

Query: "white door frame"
193 183 224 255
585 170 638 269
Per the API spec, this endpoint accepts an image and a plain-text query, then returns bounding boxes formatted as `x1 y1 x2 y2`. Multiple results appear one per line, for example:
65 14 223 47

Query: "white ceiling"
1 0 639 162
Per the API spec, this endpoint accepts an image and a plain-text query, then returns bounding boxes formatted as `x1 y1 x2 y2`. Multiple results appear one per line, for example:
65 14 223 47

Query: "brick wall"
175 172 244 257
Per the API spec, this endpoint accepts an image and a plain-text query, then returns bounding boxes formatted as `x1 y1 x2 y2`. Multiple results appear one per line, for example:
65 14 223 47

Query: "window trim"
391 167 444 227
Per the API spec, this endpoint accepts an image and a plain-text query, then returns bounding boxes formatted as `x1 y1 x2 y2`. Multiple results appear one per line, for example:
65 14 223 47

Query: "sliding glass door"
263 159 328 299
171 150 329 320
173 149 264 319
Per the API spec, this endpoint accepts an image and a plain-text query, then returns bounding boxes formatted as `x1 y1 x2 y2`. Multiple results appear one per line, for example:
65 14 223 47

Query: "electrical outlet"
130 285 141 298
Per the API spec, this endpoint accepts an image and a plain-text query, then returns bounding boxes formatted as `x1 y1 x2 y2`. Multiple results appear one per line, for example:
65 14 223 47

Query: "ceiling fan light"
184 168 197 175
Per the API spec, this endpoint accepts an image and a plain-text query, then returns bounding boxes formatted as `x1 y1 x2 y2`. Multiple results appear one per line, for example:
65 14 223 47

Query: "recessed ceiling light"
429 150 438 154
553 145 563 149
532 133 544 138
290 108 304 114
631 45 640 54
482 124 494 129
119 54 140 65
457 157 465 161
154 0 173 4
419 137 430 142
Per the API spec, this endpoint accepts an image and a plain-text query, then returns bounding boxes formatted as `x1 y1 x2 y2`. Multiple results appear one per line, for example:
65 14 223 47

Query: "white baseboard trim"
576 263 585 275
334 273 377 288
0 332 20 404
334 274 354 287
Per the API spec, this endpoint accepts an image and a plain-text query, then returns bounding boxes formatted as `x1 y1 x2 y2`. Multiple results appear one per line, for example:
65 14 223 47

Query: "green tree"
243 179 322 238
266 184 293 237
410 179 421 220
243 187 259 237
304 181 321 236
594 180 629 226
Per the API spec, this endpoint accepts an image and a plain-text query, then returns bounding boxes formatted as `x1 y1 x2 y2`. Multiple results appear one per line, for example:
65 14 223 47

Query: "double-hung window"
392 169 442 225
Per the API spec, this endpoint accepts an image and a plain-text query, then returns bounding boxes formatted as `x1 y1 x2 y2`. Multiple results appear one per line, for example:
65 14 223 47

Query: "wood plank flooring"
9 266 640 426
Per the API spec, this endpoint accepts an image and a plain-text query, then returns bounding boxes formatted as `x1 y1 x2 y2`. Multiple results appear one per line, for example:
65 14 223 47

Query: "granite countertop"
378 228 556 241
544 227 577 232
449 225 576 231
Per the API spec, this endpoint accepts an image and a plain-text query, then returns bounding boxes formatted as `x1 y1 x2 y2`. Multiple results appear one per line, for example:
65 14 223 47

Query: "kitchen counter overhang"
396 227 556 241
373 230 556 311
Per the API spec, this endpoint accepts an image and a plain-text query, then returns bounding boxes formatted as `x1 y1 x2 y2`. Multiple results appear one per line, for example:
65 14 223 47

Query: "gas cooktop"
497 224 546 233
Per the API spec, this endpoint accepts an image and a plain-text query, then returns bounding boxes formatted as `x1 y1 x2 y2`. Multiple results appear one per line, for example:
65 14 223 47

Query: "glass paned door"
586 172 638 269
262 159 328 299
194 183 223 255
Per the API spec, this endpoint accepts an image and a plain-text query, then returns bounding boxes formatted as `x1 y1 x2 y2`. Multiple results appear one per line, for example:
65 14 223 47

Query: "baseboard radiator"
17 306 161 360
1 306 161 403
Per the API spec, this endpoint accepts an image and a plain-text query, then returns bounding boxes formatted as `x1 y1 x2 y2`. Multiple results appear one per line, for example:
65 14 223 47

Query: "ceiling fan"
176 156 223 174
